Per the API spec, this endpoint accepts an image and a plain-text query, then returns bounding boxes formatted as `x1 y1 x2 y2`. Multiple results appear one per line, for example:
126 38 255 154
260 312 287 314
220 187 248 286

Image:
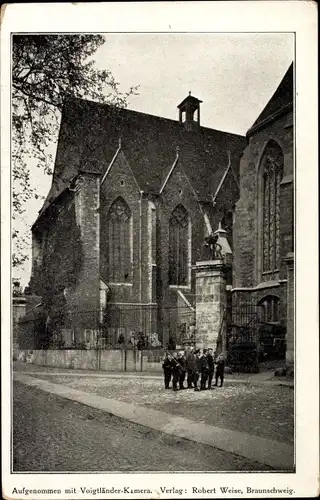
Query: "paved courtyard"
15 363 294 445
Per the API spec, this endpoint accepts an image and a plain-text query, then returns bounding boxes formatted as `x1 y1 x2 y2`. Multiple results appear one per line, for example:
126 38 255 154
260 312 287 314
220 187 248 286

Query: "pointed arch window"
258 295 280 324
107 197 132 283
261 142 284 276
169 204 190 286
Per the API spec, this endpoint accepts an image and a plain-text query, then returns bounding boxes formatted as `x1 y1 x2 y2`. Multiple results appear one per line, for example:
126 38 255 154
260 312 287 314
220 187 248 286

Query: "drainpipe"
139 190 144 304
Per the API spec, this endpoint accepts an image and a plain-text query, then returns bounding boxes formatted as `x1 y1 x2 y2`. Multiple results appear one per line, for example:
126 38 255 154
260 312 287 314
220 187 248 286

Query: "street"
13 381 271 472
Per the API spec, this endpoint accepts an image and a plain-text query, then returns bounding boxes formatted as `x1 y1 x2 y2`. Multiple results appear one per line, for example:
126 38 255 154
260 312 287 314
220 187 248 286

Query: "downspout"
139 190 144 359
139 190 144 303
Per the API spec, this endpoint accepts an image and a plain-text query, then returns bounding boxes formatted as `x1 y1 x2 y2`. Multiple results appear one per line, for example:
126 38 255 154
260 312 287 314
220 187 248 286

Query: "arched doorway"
258 295 286 359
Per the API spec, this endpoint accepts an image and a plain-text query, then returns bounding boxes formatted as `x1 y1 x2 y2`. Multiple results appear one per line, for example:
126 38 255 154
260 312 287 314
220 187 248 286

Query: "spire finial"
214 220 226 235
176 145 180 156
189 90 191 96
118 137 122 148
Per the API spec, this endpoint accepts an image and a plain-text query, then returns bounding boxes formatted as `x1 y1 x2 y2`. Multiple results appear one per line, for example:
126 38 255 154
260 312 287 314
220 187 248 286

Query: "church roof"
35 97 246 225
247 63 293 136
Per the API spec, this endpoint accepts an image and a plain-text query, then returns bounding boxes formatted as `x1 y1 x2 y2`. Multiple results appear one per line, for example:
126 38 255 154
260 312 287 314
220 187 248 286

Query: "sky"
14 33 294 287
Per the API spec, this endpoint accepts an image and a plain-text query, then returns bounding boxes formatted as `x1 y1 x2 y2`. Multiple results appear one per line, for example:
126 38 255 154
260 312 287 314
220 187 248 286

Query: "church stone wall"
66 172 101 338
233 111 293 290
99 151 157 338
159 164 204 345
100 151 143 305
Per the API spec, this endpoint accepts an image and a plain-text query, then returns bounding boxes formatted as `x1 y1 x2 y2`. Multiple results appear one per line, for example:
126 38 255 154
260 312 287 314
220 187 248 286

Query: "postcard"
1 2 318 499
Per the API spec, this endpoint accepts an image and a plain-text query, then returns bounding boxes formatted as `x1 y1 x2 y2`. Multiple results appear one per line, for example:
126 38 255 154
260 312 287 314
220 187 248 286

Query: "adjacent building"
232 63 294 365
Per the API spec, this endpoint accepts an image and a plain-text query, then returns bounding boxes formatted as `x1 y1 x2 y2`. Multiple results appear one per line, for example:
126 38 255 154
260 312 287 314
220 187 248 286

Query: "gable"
35 97 246 226
100 149 140 191
161 158 200 216
100 149 140 206
213 167 240 210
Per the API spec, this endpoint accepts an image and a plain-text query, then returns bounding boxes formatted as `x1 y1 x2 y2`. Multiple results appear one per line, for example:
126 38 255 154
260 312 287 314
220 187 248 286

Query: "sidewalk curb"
13 372 294 470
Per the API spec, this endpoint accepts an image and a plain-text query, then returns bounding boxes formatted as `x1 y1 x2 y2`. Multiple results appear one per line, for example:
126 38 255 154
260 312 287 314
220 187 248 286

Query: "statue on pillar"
202 233 223 260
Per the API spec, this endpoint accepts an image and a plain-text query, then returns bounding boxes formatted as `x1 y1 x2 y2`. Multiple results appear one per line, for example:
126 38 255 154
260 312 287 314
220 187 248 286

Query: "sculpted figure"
202 233 223 260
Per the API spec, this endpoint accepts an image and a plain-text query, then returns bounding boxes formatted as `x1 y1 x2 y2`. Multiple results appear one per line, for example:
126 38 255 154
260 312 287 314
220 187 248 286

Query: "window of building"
258 295 280 323
107 197 132 283
169 204 190 286
261 141 284 276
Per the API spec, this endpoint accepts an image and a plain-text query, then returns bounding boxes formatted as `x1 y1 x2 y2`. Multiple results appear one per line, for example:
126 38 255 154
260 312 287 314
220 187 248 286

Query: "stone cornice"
232 280 285 292
195 260 227 275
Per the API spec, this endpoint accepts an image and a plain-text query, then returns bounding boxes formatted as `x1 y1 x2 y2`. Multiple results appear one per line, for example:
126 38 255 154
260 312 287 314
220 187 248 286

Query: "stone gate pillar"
195 260 227 353
284 252 294 368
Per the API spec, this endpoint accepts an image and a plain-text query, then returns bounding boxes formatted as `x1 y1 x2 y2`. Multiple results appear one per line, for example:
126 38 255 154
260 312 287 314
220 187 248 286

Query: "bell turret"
177 92 202 131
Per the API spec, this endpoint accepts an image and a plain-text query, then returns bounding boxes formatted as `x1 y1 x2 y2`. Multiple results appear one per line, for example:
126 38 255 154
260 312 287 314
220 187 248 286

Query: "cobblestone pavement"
12 362 292 384
24 373 294 445
13 382 271 472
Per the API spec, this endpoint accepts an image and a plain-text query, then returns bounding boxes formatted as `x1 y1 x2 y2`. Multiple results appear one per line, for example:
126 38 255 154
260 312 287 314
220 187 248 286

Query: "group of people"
162 348 225 392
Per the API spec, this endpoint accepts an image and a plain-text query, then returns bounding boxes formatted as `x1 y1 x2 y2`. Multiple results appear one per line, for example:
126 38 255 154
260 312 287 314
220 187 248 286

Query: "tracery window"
261 142 284 276
258 295 280 323
169 204 190 286
107 197 131 283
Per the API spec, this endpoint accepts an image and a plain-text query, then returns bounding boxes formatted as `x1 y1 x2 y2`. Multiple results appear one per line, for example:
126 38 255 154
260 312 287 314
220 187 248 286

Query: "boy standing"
177 351 187 390
207 348 215 389
162 352 172 389
214 353 225 387
200 349 209 390
193 349 201 391
171 352 181 391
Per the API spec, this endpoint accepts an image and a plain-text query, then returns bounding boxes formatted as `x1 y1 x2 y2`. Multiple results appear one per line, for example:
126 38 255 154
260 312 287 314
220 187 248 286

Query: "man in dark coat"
177 351 187 389
215 353 225 387
200 349 209 390
207 348 215 389
186 348 196 388
193 349 201 391
171 352 181 391
162 352 173 389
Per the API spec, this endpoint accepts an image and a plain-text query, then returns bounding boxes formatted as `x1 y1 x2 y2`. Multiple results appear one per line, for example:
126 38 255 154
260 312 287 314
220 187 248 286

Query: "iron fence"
15 302 196 351
226 296 286 369
226 301 263 346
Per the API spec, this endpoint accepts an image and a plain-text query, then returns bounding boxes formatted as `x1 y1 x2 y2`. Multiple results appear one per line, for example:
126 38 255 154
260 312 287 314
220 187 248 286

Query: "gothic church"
29 63 293 359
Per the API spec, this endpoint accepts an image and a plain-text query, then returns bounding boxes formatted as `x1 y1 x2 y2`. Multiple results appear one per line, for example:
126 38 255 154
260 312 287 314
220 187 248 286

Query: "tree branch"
12 83 58 109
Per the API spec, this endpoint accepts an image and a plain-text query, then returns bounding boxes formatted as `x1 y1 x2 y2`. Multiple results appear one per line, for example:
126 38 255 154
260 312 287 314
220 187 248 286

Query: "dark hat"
195 349 200 354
